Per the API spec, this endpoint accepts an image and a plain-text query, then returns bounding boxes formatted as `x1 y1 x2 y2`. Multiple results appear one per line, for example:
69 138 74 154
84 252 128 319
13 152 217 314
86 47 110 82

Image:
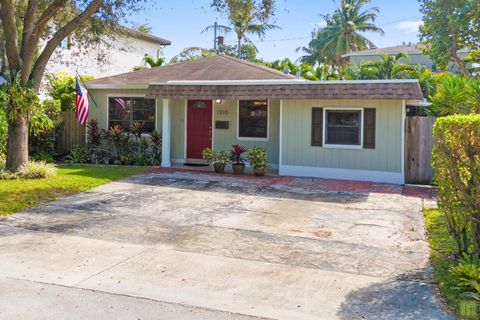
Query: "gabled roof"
119 26 171 46
85 55 296 87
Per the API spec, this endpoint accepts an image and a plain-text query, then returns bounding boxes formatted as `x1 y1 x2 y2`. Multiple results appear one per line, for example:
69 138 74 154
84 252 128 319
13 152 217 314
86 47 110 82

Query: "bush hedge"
433 114 480 256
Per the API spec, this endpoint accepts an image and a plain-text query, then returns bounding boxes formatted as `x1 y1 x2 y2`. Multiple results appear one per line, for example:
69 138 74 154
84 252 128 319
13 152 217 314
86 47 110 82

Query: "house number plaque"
216 110 229 116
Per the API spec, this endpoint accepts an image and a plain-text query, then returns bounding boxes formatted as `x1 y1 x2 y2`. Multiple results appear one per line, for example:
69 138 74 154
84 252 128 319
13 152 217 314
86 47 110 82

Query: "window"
108 97 155 132
325 110 362 146
238 100 268 139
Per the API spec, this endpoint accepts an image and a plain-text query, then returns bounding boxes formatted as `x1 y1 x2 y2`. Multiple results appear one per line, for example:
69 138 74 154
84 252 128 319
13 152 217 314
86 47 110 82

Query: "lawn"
0 165 149 216
423 208 459 309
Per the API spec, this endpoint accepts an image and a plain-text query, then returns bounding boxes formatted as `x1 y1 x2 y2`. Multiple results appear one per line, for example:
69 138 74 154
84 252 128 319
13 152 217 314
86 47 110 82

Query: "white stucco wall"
44 34 164 80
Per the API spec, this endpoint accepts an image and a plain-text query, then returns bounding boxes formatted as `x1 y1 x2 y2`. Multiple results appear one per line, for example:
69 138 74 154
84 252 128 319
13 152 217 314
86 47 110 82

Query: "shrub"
430 75 480 116
246 146 270 171
18 161 57 179
0 153 5 170
433 115 480 257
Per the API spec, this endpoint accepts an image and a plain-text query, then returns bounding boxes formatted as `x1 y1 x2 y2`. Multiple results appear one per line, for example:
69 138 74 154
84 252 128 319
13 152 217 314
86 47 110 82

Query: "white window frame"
323 107 364 149
237 99 269 141
106 94 158 133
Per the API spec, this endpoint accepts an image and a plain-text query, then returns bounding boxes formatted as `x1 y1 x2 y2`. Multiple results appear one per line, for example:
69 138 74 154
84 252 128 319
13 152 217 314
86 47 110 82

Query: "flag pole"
75 69 98 108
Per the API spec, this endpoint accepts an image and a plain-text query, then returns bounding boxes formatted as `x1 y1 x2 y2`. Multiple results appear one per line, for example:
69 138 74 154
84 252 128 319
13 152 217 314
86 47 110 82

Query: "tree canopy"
419 0 479 75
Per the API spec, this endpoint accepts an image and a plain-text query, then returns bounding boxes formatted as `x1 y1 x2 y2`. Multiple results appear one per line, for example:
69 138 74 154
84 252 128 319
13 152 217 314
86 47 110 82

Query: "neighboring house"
342 43 470 72
85 55 424 184
45 27 171 79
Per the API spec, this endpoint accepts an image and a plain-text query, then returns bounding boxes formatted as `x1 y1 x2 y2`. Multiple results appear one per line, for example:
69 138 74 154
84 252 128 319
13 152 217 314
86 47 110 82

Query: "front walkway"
0 169 447 319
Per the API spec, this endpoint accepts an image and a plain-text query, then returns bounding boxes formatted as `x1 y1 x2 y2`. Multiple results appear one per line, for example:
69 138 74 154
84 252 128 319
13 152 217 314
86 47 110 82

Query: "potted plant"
246 146 271 176
230 144 247 175
202 148 230 173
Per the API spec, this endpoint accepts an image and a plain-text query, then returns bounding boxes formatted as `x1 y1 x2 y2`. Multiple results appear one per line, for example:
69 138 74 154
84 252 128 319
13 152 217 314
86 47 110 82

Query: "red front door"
187 100 212 159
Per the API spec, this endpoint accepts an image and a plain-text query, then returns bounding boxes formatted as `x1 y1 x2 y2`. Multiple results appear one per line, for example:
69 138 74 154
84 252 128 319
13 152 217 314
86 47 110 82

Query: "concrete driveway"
0 169 449 320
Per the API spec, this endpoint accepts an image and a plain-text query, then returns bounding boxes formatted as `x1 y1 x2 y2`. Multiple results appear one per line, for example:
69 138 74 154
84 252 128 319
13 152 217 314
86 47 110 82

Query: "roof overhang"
144 80 424 100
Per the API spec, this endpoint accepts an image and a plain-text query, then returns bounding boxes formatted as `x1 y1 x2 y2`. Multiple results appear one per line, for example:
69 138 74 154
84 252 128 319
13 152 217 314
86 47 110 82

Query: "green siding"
88 89 163 132
170 99 185 159
281 99 403 173
213 100 280 164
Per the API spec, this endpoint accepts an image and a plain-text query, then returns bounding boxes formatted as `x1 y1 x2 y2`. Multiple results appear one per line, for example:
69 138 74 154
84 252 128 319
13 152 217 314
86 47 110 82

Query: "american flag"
75 77 89 125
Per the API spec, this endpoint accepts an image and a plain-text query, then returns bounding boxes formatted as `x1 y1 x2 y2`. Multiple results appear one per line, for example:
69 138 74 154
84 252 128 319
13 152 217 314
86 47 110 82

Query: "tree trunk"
237 37 241 58
449 33 469 76
5 113 29 172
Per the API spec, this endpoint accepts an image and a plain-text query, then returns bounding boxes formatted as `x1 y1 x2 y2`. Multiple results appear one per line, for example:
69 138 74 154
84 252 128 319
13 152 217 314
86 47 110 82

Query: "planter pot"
213 162 225 173
232 163 245 175
253 168 265 176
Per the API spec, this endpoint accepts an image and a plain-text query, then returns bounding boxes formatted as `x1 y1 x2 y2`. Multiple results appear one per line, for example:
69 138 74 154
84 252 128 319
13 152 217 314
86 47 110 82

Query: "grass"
424 208 460 309
0 165 149 216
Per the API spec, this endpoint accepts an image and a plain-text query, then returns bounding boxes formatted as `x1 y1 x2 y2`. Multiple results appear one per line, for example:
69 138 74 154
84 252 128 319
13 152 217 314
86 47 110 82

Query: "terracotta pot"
213 162 225 173
253 168 265 176
232 163 245 175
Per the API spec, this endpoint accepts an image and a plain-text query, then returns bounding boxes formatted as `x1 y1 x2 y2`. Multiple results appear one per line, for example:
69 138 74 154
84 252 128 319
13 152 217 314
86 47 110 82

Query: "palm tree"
137 23 152 34
364 53 414 79
298 0 384 67
212 0 280 58
431 75 480 116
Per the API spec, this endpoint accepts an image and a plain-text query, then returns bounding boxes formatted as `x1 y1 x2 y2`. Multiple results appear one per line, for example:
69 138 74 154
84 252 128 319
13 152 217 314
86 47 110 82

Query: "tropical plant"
0 0 151 173
230 144 247 164
137 23 152 34
364 53 414 79
65 145 88 164
246 146 270 174
131 122 145 138
202 148 231 165
451 255 480 301
0 109 7 155
144 56 166 68
87 119 102 146
45 72 94 111
297 0 384 67
430 75 480 116
211 0 279 58
18 161 57 179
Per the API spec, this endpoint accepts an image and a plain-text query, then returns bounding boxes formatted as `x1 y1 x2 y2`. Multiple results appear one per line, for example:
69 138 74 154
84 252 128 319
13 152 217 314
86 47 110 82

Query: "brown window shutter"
311 107 323 146
363 108 376 149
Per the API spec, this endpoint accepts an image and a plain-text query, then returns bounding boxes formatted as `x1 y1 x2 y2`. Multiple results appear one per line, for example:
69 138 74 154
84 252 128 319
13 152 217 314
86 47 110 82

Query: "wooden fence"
405 116 436 185
55 111 86 156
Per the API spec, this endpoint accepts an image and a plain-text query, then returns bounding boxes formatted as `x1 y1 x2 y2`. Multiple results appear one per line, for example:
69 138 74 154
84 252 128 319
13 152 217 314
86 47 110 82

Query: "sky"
128 0 423 62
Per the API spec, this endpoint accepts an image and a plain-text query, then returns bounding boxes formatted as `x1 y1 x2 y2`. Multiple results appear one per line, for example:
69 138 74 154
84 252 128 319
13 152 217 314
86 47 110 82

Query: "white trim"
155 99 158 131
322 108 364 149
161 99 171 167
401 100 406 181
211 100 215 150
279 165 404 184
87 84 149 90
149 79 420 86
279 99 283 167
183 100 187 159
236 99 269 141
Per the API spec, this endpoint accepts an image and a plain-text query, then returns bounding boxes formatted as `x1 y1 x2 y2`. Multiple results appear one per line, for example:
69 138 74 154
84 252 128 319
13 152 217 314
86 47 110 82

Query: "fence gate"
55 111 86 156
405 116 435 185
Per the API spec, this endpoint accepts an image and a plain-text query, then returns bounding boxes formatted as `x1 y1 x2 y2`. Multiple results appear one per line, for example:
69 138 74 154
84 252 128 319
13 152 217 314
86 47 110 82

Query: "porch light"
215 99 223 104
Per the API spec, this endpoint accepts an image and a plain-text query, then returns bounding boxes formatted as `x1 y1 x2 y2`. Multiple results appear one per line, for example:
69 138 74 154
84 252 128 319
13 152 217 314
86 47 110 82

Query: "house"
85 55 424 184
342 43 470 72
45 27 171 80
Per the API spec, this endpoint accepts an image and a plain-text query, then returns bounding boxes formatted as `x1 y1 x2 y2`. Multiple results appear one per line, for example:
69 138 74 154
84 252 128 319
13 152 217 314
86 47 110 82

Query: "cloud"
396 20 423 34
